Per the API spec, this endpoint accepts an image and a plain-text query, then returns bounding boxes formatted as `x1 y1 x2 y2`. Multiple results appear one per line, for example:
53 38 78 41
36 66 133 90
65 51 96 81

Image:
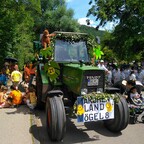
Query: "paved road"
0 106 33 144
32 109 144 144
0 102 144 144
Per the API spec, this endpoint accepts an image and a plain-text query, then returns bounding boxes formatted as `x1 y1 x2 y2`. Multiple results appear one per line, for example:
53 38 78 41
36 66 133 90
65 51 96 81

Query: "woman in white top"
129 70 136 81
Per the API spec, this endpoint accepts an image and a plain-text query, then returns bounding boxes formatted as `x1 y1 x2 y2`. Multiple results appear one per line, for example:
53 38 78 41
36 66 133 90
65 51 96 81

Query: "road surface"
32 108 144 144
0 102 144 144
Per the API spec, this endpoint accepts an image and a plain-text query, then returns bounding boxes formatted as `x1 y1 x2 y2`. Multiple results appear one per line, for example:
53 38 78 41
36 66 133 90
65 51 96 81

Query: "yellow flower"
106 102 113 112
77 104 85 115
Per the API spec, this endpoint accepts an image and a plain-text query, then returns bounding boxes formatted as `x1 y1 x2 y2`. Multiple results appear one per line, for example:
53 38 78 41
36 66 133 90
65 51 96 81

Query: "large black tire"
46 96 66 141
104 95 129 132
119 96 130 130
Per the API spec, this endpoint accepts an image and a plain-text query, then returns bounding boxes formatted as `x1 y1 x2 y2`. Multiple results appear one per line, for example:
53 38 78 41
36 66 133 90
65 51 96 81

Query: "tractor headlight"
81 88 88 95
97 88 103 93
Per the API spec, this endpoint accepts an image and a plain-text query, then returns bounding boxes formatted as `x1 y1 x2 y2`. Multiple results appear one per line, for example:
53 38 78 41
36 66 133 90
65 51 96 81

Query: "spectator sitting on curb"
0 86 23 108
0 85 9 105
23 85 37 110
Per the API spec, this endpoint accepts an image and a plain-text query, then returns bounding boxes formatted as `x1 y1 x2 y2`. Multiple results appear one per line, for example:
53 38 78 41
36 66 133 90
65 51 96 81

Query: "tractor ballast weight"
33 31 129 141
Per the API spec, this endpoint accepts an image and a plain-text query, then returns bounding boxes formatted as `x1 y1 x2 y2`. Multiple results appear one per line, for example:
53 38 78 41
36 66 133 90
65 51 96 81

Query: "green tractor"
33 32 129 141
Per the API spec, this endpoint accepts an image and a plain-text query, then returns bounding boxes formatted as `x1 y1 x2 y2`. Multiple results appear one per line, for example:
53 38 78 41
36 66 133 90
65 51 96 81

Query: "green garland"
82 92 120 103
55 33 88 42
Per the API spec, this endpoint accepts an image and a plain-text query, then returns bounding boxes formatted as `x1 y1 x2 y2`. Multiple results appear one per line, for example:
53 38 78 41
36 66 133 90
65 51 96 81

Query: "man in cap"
97 60 109 73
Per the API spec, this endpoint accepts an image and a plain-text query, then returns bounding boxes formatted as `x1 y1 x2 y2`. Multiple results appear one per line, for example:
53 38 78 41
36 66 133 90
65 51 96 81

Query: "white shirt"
113 69 121 84
97 63 108 72
139 69 144 84
129 73 136 81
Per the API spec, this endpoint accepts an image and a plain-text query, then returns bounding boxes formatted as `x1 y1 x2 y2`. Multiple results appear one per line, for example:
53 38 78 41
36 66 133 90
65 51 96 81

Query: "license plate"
87 79 98 86
77 97 114 122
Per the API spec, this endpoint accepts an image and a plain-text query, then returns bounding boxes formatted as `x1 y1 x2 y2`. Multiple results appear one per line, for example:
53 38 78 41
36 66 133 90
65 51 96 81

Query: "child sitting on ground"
9 85 23 106
0 86 23 108
0 85 9 105
23 85 37 110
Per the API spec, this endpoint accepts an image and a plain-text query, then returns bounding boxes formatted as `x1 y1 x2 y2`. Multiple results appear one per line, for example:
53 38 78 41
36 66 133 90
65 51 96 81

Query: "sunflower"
44 61 60 81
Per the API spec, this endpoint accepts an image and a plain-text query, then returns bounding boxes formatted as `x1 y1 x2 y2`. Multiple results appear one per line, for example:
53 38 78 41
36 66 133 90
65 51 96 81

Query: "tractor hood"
62 63 105 95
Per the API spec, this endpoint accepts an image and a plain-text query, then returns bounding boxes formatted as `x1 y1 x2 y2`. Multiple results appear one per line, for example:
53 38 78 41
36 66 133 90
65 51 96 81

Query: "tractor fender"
105 87 120 94
46 90 63 100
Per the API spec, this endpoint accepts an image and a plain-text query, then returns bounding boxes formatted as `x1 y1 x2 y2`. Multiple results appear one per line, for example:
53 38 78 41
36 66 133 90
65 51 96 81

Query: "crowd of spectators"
97 60 144 86
0 58 144 109
0 60 37 110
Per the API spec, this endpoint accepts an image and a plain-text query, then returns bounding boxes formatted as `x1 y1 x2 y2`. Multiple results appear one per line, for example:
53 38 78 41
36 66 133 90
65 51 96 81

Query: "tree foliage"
88 0 144 62
79 25 106 42
0 0 80 69
0 0 42 69
36 0 80 34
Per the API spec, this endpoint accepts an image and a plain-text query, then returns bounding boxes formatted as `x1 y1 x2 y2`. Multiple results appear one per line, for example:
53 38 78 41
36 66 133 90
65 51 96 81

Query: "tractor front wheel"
46 96 66 141
104 96 129 132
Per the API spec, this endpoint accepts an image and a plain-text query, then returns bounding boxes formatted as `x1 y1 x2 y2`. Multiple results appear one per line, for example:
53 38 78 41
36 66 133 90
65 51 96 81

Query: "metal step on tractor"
33 31 129 141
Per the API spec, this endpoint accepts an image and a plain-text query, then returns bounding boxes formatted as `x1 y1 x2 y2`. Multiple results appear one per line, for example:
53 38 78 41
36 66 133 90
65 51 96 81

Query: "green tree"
0 0 41 69
88 0 144 61
79 25 106 40
35 0 80 34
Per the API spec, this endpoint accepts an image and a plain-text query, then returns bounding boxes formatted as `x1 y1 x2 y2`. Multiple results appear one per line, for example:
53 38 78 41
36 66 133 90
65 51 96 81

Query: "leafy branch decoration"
82 92 120 103
93 45 104 60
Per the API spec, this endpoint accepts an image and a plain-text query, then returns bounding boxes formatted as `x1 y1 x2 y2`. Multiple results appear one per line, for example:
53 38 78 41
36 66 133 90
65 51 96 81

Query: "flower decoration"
106 102 113 112
44 61 60 82
77 104 85 115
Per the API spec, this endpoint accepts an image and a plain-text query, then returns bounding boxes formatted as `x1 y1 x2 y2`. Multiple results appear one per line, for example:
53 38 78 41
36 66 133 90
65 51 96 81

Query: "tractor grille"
82 70 105 93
